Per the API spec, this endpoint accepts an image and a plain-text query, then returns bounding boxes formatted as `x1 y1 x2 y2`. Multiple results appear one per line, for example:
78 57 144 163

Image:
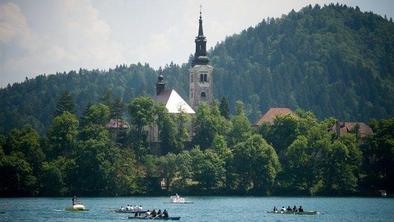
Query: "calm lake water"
0 196 393 222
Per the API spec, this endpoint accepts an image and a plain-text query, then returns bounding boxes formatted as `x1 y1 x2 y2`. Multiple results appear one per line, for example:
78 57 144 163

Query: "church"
147 10 214 145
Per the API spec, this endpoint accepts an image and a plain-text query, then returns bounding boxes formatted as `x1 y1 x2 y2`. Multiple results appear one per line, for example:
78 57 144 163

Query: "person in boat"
157 209 162 217
144 209 151 218
293 205 297 212
72 195 76 206
138 205 142 212
163 209 169 218
273 206 278 212
287 206 292 211
298 206 304 212
281 206 285 212
151 209 157 217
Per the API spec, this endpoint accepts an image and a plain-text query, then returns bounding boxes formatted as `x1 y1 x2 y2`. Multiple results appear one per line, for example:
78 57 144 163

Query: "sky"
0 0 393 87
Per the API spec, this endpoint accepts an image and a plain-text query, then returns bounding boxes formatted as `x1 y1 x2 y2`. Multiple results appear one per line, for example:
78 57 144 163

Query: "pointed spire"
198 5 204 37
192 5 209 67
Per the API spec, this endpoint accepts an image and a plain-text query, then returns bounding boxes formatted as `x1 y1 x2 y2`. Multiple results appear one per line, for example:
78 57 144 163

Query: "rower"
157 209 162 217
298 206 304 212
145 209 151 218
151 209 157 217
293 205 297 212
287 206 292 211
273 206 277 212
281 206 285 212
163 209 169 218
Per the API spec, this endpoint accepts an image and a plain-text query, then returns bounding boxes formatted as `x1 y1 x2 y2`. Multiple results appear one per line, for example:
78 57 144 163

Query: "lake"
0 197 393 222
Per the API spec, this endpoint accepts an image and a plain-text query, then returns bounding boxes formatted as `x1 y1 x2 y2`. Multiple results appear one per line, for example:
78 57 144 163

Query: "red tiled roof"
255 108 295 125
331 121 373 138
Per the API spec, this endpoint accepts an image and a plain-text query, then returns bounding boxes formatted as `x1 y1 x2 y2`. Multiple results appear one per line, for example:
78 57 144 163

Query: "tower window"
200 74 204 82
204 74 208 82
201 92 206 98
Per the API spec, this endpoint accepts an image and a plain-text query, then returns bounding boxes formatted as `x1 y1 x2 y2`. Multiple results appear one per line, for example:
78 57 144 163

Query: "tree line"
0 93 392 196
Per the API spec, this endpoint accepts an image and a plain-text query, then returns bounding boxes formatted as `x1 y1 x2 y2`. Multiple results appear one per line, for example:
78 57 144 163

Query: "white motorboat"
170 194 193 204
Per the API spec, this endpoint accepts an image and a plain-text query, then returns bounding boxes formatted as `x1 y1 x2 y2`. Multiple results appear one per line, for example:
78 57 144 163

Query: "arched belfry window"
201 92 206 98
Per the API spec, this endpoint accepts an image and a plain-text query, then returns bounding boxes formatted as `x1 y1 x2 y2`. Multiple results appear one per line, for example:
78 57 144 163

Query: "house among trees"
254 107 296 126
331 121 373 139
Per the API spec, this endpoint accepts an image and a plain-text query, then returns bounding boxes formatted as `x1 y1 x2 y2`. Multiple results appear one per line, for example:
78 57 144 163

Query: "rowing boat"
267 210 318 215
128 216 180 220
115 209 147 213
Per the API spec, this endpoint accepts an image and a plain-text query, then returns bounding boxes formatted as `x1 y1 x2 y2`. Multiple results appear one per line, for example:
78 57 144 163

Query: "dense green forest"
1 4 394 134
0 95 393 196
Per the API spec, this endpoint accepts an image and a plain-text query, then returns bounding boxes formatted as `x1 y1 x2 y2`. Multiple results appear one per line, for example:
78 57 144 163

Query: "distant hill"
0 4 393 134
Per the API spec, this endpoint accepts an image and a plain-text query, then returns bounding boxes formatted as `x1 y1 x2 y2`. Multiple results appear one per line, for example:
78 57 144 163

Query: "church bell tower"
189 8 213 110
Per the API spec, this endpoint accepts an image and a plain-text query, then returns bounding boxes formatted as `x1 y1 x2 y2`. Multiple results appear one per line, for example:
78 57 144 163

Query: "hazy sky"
0 0 393 87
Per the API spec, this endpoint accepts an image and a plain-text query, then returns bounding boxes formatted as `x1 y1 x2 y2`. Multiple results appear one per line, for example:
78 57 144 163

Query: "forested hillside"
211 4 394 122
1 4 393 134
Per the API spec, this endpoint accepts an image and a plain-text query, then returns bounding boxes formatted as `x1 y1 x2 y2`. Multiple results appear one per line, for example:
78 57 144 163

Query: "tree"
72 130 112 195
0 153 37 196
233 134 280 194
111 96 125 119
157 153 178 191
192 104 217 149
219 96 230 119
193 103 229 149
190 148 226 190
174 111 192 152
40 158 73 196
47 112 79 158
285 135 322 194
157 112 177 154
362 118 394 193
212 135 235 190
228 101 252 146
5 126 44 174
323 136 361 194
265 114 300 160
106 148 140 195
128 97 162 155
80 103 110 127
55 91 75 116
173 151 192 191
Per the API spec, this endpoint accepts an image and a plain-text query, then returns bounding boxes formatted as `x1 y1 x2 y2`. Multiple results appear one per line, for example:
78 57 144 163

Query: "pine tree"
219 96 230 119
55 91 75 116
